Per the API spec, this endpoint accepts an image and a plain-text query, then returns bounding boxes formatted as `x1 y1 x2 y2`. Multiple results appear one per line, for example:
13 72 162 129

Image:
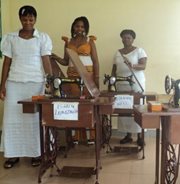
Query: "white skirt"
116 83 145 133
0 81 44 158
118 117 141 133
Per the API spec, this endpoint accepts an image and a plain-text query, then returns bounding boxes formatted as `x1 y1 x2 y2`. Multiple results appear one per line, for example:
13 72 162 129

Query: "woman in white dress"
0 5 52 168
111 29 147 146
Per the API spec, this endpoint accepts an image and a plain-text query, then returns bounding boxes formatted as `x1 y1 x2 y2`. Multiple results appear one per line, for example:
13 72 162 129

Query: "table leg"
141 129 145 159
160 117 167 184
95 106 101 184
38 126 60 183
155 129 160 184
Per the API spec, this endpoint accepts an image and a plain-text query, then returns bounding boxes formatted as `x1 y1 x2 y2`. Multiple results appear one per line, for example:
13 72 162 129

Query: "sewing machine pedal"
60 166 95 178
113 143 139 154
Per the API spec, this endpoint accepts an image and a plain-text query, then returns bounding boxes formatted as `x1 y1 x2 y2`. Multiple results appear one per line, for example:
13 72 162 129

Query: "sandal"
31 157 41 167
4 158 20 169
87 139 95 145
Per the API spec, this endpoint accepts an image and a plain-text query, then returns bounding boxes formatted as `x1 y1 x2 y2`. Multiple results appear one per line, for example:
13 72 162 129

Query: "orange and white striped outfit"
62 35 96 97
62 36 97 141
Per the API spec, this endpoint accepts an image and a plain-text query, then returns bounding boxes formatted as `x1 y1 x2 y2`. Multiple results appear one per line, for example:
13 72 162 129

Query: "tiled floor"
0 136 179 184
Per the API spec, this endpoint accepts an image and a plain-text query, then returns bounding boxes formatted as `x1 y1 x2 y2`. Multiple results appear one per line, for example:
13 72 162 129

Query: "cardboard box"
147 101 162 112
32 95 46 101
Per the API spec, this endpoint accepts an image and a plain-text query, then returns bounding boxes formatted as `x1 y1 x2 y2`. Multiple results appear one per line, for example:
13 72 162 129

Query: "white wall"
1 0 180 127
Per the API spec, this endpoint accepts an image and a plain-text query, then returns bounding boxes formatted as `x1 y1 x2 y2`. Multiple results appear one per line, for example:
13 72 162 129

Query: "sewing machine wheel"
109 76 116 85
54 78 61 89
165 75 173 94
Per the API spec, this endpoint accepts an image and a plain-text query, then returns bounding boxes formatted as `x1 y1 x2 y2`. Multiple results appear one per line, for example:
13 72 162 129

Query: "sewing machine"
165 75 180 108
103 74 134 92
102 60 155 154
45 74 84 98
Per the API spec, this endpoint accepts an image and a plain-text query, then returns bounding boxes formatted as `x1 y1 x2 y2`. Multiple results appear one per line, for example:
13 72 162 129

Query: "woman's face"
20 14 36 31
121 34 134 47
73 20 85 36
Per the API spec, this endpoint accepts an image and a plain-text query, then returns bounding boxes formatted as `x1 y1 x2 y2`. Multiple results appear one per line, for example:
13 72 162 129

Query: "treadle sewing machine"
45 74 84 98
133 75 180 184
18 48 114 184
102 69 156 156
103 74 134 92
164 75 180 108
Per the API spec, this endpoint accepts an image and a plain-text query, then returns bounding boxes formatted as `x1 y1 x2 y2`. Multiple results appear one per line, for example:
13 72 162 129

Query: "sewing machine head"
165 75 180 108
45 74 84 98
103 74 134 92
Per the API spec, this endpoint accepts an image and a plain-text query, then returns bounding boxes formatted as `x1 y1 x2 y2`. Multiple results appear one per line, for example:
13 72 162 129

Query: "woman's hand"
0 86 6 101
123 57 133 68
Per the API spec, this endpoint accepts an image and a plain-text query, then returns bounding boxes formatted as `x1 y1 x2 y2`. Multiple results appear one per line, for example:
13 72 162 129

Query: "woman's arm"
0 56 12 100
50 52 69 66
122 53 147 71
132 57 147 71
89 39 99 88
50 36 70 66
41 55 53 75
59 36 70 66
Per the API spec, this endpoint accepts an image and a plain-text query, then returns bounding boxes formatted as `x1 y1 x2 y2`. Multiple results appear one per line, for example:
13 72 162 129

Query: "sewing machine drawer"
41 103 94 128
134 111 160 129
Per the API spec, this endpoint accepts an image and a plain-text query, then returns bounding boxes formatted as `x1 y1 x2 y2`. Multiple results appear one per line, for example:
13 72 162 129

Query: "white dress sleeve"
138 48 147 59
1 34 12 58
40 32 52 56
113 50 121 65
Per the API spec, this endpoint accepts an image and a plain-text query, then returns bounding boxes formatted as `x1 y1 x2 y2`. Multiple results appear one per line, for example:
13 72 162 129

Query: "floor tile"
0 137 179 184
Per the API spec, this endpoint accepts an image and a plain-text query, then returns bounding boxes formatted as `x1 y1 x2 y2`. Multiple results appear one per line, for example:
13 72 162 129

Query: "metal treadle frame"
38 127 60 183
164 143 180 183
101 115 112 153
18 49 115 184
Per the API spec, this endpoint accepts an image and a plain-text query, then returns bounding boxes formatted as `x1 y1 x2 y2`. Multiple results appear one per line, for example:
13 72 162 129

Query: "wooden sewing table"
18 96 114 184
101 91 156 155
134 104 180 184
18 48 115 184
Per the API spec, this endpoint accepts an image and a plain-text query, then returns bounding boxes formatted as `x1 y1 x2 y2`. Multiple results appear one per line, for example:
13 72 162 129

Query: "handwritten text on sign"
113 95 134 109
53 102 79 120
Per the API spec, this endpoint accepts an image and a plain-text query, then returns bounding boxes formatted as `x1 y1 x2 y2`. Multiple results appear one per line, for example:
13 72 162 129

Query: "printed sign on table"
113 95 134 109
53 102 79 120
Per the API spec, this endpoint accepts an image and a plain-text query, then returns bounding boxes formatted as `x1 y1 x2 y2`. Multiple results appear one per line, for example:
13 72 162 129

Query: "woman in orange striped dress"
52 16 99 143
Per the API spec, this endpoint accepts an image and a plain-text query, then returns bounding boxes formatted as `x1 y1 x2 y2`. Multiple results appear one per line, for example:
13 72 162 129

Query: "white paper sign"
53 102 79 120
113 95 134 109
